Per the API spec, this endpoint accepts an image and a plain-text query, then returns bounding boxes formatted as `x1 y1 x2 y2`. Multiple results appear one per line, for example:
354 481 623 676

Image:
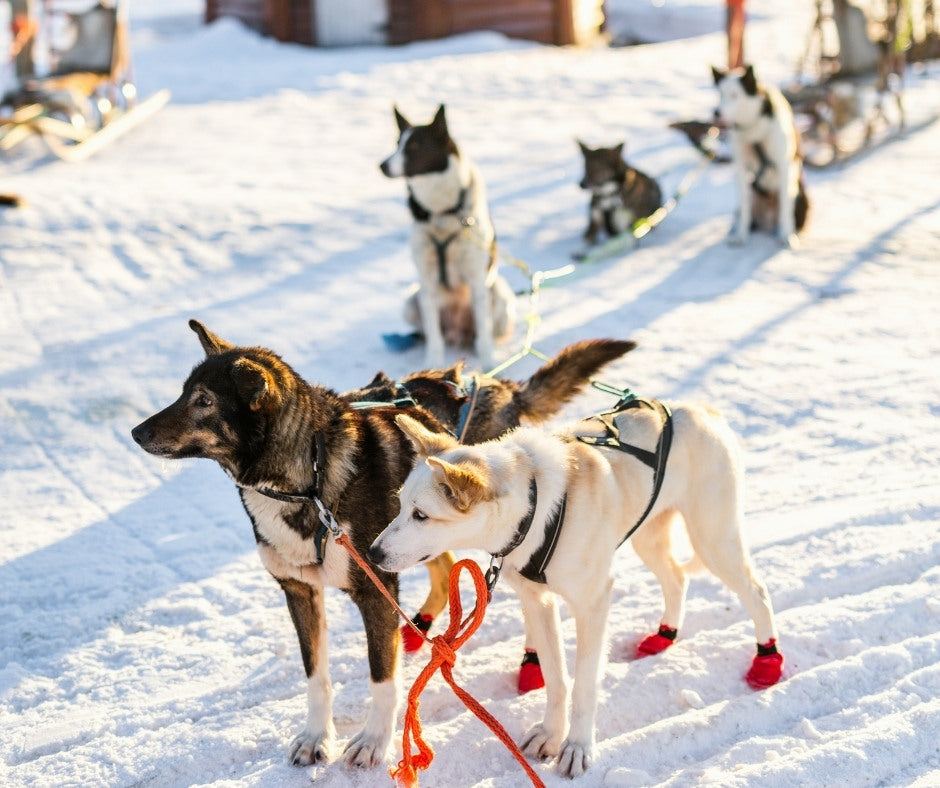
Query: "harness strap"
751 141 773 197
432 231 462 289
349 383 417 411
577 396 674 550
517 492 568 584
492 479 538 559
240 434 334 564
408 184 468 223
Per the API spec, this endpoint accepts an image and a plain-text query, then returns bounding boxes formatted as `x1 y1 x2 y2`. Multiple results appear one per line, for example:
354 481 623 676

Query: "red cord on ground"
332 534 544 787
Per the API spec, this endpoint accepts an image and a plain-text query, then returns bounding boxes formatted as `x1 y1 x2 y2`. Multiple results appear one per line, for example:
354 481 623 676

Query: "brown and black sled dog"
131 319 634 770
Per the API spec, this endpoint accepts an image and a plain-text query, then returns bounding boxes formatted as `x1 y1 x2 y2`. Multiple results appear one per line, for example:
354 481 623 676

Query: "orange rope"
333 534 545 788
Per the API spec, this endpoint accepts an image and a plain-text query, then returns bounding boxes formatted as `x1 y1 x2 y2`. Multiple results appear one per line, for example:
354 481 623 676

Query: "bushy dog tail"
1 194 23 208
515 338 637 423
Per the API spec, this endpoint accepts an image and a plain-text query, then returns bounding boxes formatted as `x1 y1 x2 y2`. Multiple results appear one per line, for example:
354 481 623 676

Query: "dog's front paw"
289 729 331 766
778 231 800 249
520 722 563 761
556 737 594 779
343 729 390 769
727 230 748 246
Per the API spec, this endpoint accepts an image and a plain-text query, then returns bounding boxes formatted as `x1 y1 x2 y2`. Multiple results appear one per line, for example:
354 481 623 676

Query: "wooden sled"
0 1 169 161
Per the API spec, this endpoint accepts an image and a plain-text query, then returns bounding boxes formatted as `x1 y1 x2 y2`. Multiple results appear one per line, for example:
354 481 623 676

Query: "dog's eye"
412 508 428 522
195 393 213 408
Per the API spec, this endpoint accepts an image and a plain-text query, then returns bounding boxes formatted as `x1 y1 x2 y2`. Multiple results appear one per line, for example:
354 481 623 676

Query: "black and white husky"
713 64 810 247
380 104 515 369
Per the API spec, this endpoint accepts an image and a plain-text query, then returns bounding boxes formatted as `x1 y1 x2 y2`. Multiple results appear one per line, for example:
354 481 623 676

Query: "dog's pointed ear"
442 360 464 384
427 456 492 512
614 141 625 158
711 65 725 85
395 414 457 457
231 358 275 411
393 105 411 133
431 104 449 137
367 370 393 387
190 320 233 356
741 64 758 94
577 139 591 154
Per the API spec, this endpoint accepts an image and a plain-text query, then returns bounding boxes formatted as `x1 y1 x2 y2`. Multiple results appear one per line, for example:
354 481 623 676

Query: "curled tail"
515 338 637 423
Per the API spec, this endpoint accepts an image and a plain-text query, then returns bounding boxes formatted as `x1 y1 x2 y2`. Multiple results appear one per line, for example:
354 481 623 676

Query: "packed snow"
2 1 939 786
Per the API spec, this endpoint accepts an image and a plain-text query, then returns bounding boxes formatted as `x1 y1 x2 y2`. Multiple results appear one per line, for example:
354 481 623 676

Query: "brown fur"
131 321 635 769
578 140 663 244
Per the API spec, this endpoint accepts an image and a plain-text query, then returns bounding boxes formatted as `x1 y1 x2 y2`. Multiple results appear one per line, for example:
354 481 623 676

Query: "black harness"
407 183 497 290
242 432 334 565
750 141 773 197
576 393 674 551
486 389 673 589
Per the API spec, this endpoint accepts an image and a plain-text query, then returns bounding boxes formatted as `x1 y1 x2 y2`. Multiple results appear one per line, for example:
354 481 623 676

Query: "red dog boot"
401 613 433 654
636 624 678 658
517 649 545 694
746 639 784 689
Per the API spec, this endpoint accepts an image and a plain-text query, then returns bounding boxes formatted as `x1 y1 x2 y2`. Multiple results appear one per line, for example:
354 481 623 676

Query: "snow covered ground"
2 1 939 786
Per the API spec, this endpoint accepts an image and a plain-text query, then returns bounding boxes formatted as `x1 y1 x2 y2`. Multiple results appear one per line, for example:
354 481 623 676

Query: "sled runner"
783 0 937 167
0 0 169 161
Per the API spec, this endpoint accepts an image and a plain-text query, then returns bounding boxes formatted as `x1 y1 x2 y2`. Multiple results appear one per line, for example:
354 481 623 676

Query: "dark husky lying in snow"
131 319 633 770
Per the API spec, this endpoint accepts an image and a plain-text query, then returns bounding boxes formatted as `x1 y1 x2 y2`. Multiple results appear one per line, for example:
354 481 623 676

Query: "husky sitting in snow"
380 104 515 369
576 140 662 253
712 64 810 247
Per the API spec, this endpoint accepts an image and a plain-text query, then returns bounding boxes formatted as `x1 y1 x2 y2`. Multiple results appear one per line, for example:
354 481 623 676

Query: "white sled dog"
380 104 515 369
371 399 784 778
713 64 810 247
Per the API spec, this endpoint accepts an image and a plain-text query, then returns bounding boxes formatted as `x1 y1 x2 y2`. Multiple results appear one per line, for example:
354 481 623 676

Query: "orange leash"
334 535 545 788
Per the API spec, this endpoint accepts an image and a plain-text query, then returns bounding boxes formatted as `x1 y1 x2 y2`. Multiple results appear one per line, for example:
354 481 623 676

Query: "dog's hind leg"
556 577 612 778
418 551 454 618
278 577 336 766
630 510 689 657
402 551 455 653
512 579 568 761
683 506 783 688
345 578 402 768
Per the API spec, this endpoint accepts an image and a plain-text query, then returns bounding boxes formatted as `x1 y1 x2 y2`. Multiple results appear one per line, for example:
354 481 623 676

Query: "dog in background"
713 64 810 247
380 104 515 370
576 140 662 254
372 401 783 778
131 320 634 771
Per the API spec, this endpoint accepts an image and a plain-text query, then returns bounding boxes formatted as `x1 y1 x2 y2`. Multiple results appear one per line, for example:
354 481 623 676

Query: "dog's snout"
367 542 387 567
131 423 152 446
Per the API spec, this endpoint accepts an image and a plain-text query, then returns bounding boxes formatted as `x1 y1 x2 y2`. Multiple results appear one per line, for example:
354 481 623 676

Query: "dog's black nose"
367 543 387 567
131 423 152 445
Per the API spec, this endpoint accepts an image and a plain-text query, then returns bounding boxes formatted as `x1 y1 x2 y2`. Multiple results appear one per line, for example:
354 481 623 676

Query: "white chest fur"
243 489 350 589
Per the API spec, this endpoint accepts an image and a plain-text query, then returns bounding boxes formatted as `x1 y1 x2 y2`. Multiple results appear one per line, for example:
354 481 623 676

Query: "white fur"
715 68 804 248
373 405 779 778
